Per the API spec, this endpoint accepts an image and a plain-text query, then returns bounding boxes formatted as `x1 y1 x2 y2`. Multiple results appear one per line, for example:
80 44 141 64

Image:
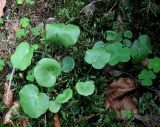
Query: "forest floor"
0 0 160 127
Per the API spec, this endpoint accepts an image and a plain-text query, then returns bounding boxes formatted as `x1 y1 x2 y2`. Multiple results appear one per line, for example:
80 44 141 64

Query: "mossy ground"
0 0 160 127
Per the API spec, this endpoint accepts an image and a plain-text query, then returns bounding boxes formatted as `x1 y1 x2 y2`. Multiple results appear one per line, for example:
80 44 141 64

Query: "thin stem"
6 67 16 103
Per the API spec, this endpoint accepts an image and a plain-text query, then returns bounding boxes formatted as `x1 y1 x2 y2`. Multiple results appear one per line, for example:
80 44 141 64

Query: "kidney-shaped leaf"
76 81 95 96
131 35 152 63
19 84 49 118
34 58 61 87
11 42 35 71
85 48 110 69
46 23 80 47
105 30 122 42
56 88 73 104
49 100 61 113
105 42 131 65
138 69 156 86
148 57 160 73
62 56 75 73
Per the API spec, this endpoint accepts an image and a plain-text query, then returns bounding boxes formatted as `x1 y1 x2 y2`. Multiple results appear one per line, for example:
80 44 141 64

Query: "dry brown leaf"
0 0 6 17
3 82 13 108
3 101 20 124
53 113 61 127
105 77 138 119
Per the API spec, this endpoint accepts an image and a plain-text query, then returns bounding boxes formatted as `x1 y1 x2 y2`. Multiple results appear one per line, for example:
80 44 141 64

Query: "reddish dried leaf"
3 82 13 108
105 77 138 119
53 113 61 127
0 0 6 17
3 101 20 124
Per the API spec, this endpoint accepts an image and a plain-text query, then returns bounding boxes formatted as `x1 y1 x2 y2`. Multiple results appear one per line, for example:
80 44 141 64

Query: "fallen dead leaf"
3 101 20 124
0 0 6 17
3 82 13 108
105 77 138 119
53 113 61 127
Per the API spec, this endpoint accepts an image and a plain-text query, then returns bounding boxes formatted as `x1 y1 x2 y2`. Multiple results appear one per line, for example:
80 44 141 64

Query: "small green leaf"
124 30 133 39
16 0 24 4
93 41 105 49
0 59 5 71
11 42 34 71
105 31 122 42
31 44 39 50
26 69 34 82
56 88 73 103
138 69 156 86
131 35 152 63
122 110 133 120
45 23 80 47
34 58 61 87
105 42 131 65
85 48 110 69
19 84 49 118
148 57 160 73
62 56 75 73
76 81 95 96
123 39 132 47
20 18 30 28
49 101 61 113
16 29 26 38
0 18 4 25
31 27 40 36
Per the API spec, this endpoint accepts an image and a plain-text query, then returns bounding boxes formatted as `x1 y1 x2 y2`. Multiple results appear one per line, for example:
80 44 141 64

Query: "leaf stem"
6 67 16 103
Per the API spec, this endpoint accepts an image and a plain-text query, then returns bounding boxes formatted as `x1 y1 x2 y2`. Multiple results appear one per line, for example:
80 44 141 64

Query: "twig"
53 113 61 127
44 114 46 127
76 114 100 123
6 67 16 103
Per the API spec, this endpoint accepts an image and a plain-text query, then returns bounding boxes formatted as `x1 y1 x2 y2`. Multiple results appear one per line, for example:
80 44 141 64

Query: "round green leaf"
34 58 61 87
148 57 160 73
85 48 110 69
105 42 131 65
123 39 132 47
19 84 49 118
105 30 122 42
49 101 61 113
56 88 73 103
46 23 80 47
62 56 75 73
11 42 34 71
20 18 30 28
124 30 133 39
138 69 156 86
131 35 152 63
76 81 95 96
